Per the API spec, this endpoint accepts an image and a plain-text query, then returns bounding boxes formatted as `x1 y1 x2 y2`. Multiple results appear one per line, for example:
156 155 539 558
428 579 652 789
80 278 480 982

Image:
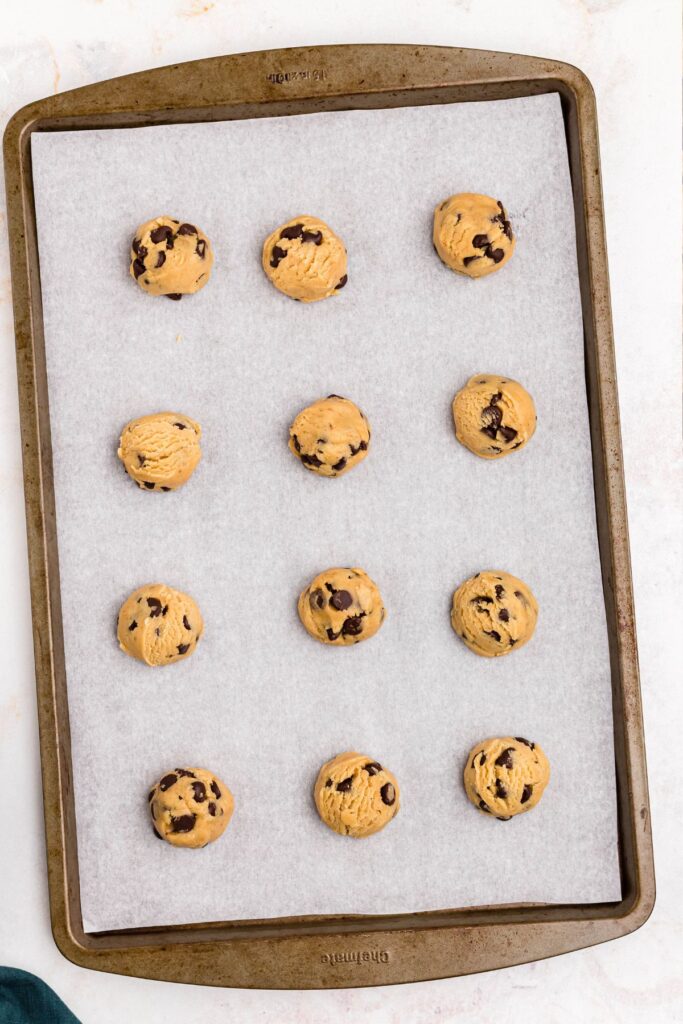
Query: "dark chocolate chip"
364 762 382 775
490 392 503 405
132 258 146 279
512 441 523 450
152 826 163 840
300 452 323 468
280 223 304 240
478 799 491 813
341 615 364 637
301 229 322 245
208 801 217 815
147 597 162 616
128 620 138 631
479 752 487 766
154 627 160 637
177 223 197 235
310 589 326 610
472 595 493 606
325 778 333 788
499 425 518 443
499 608 510 622
509 638 517 646
183 615 192 630
332 457 347 472
137 454 146 466
210 781 221 799
495 778 508 799
330 590 352 611
191 781 207 803
496 201 513 239
148 789 155 802
472 233 490 249
132 238 146 257
336 777 353 792
159 773 177 791
515 737 535 749
150 225 173 244
326 628 340 641
380 782 396 806
521 785 533 804
495 585 505 600
161 486 171 491
489 247 505 263
494 748 514 769
162 605 168 616
196 239 206 259
143 481 155 489
155 251 166 268
292 434 301 453
165 293 182 301
485 630 502 643
335 274 348 290
482 405 502 429
177 643 190 655
170 814 196 833
463 255 479 267
496 815 512 821
175 769 196 778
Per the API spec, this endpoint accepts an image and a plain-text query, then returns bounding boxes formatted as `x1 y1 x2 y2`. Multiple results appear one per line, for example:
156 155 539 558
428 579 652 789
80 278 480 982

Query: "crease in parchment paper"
30 93 621 933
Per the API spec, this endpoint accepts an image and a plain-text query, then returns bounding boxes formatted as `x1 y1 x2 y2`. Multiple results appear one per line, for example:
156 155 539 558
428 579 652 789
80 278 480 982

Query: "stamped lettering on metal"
320 949 390 966
267 69 328 84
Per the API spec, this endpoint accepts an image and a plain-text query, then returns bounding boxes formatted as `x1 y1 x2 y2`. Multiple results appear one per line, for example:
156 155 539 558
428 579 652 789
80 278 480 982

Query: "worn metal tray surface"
4 44 653 989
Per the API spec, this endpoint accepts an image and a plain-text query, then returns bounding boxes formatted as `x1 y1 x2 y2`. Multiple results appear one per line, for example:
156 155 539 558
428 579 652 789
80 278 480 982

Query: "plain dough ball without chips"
130 216 213 299
289 395 370 477
298 567 386 646
451 571 538 657
464 736 550 820
433 193 515 278
314 751 399 837
452 374 536 459
118 412 202 490
149 767 234 847
262 215 348 302
117 583 203 666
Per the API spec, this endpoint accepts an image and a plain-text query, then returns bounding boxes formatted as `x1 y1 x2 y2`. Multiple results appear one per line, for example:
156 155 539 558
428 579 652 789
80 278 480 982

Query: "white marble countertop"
0 1 680 1021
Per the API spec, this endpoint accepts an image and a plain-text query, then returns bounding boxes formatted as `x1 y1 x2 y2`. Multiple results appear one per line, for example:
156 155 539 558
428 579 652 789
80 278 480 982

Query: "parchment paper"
30 93 621 933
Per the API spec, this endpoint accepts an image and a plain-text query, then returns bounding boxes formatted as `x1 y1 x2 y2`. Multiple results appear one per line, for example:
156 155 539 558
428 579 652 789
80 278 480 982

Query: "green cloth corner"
0 968 82 1024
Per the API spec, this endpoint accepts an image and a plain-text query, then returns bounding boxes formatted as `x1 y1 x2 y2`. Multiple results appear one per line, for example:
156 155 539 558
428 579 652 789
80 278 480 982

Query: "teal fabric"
0 968 82 1024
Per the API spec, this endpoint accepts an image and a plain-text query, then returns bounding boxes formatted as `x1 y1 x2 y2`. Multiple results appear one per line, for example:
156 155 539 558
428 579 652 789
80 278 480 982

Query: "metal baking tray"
3 43 654 989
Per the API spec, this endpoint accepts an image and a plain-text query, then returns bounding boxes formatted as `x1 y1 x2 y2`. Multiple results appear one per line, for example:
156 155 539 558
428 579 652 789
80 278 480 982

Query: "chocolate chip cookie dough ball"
298 567 385 646
314 752 399 838
149 767 234 847
433 193 515 278
452 374 536 459
117 412 202 491
262 215 348 302
289 395 370 477
464 737 550 820
117 583 203 666
451 571 538 657
130 216 213 298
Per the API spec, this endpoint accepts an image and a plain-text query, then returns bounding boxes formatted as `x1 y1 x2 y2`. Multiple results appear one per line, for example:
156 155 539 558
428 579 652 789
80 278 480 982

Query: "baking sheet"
30 93 621 933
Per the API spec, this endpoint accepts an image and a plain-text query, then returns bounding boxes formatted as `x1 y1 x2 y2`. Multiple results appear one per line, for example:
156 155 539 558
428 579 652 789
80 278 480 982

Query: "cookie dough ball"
262 216 347 302
464 737 550 820
314 751 399 838
298 567 386 646
118 412 202 491
433 193 515 278
452 374 536 459
130 216 213 299
149 767 234 847
289 395 370 477
451 571 538 657
117 583 203 666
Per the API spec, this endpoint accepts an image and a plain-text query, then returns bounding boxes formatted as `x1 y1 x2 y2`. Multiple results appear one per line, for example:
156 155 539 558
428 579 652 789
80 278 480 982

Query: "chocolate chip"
512 441 522 450
494 748 514 769
325 778 333 788
341 615 364 637
332 457 347 472
515 737 535 749
162 605 168 617
154 627 160 637
183 615 192 630
495 778 507 799
472 233 489 249
152 826 163 840
128 620 137 631
521 785 533 804
326 627 340 641
496 815 512 821
291 434 301 453
496 201 513 240
509 638 517 647
336 777 353 792
300 452 323 468
208 801 217 815
147 597 162 616
499 425 518 443
489 248 505 263
196 239 206 259
380 782 396 806
177 643 190 655
482 405 502 429
170 814 196 833
495 585 505 600
137 454 146 466
159 773 177 791
280 223 304 240
155 251 166 268
478 799 491 813
335 274 348 290
177 223 197 235
485 630 502 643
165 293 182 301
161 486 170 491
191 781 207 802
490 392 503 405
132 238 147 257
175 769 196 778
210 781 221 799
499 608 510 622
148 789 155 802
479 752 486 766
463 255 479 267
150 225 173 244
330 590 352 611
301 229 322 245
132 258 146 279
174 422 187 430
364 762 382 775
472 595 493 606
143 481 155 489
309 589 326 611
